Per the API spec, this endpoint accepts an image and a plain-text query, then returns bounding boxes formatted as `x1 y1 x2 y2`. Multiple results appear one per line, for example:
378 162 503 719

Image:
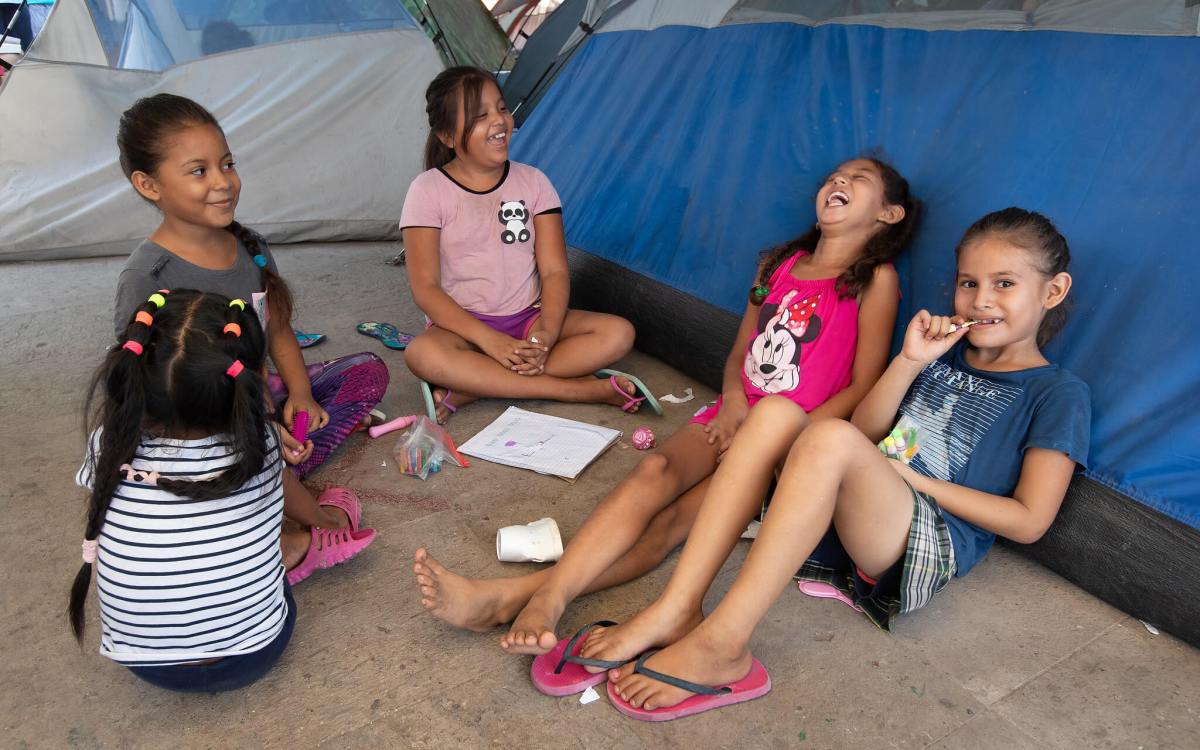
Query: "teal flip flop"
419 381 437 421
356 321 414 350
293 329 325 348
419 381 458 423
594 369 662 416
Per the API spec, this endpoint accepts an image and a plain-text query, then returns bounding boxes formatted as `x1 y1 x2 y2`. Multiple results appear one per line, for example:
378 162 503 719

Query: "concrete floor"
2 242 1196 749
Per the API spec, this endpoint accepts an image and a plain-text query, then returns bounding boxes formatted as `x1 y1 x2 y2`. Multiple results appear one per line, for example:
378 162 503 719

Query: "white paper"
659 387 694 404
457 407 622 480
579 686 600 704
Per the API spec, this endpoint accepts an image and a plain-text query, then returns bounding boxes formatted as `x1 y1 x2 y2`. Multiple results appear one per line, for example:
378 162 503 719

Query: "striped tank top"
76 429 287 666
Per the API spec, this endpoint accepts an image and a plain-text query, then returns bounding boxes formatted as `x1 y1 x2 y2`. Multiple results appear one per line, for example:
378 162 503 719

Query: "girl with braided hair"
112 93 388 482
69 291 374 692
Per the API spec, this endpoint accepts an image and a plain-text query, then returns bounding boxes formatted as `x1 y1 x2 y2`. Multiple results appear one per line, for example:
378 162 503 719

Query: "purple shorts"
469 305 542 340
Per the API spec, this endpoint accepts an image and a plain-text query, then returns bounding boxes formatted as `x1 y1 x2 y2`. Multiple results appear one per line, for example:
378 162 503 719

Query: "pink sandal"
797 580 862 612
317 486 363 531
287 525 376 585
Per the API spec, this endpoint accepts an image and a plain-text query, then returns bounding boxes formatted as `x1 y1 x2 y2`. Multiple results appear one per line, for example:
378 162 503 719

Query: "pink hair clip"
81 539 98 564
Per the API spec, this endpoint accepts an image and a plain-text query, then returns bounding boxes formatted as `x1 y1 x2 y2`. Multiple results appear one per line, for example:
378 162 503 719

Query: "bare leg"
430 310 632 421
610 419 914 711
582 397 810 666
538 310 635 377
404 311 638 421
413 477 709 631
501 426 721 654
281 529 311 570
282 468 349 529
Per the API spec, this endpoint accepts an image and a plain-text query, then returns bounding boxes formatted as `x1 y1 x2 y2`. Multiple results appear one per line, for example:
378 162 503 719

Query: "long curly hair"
749 158 920 304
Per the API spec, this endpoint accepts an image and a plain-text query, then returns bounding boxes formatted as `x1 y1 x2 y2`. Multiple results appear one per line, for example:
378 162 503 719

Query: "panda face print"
743 290 822 394
498 200 531 244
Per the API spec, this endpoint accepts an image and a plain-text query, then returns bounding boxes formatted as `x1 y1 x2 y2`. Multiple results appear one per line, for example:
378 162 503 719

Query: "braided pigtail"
227 220 294 324
70 292 168 642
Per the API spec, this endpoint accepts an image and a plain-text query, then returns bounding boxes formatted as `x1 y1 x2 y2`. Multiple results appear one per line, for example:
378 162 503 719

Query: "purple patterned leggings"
267 352 389 480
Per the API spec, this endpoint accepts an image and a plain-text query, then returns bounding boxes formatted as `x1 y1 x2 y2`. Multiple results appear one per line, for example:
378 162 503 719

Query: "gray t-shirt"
113 238 278 338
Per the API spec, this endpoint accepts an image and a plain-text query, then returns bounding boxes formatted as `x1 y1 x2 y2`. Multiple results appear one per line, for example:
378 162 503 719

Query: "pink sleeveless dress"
692 252 863 425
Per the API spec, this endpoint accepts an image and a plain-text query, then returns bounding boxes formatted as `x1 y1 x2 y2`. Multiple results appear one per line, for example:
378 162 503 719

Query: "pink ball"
632 426 656 450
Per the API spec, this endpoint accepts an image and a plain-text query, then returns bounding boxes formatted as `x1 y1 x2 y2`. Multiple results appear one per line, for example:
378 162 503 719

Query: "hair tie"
752 286 769 299
147 292 167 309
226 359 245 378
223 322 242 337
134 310 154 327
122 340 144 356
229 298 246 311
81 539 98 564
253 255 268 268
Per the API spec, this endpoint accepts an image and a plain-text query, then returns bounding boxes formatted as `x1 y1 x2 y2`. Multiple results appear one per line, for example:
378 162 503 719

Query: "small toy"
878 417 919 464
368 414 418 439
632 426 656 450
292 410 309 444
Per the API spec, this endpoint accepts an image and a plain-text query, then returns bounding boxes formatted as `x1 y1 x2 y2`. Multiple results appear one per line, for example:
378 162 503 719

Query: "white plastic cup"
496 517 564 563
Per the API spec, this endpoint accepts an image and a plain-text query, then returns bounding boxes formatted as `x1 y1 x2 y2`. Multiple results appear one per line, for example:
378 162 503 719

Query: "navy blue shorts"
126 584 296 693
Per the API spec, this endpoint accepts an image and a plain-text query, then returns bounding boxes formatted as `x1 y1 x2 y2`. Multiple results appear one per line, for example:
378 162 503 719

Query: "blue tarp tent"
509 0 1200 642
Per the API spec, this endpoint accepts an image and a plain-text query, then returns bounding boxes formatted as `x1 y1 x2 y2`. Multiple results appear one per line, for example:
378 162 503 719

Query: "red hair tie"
226 360 245 378
223 322 242 337
122 340 144 356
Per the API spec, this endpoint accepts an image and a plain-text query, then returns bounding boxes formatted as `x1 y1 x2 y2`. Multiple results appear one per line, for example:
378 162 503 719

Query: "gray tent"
0 0 444 261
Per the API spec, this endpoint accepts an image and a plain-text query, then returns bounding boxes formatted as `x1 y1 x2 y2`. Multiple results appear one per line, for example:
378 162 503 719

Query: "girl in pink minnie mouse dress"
411 158 922 669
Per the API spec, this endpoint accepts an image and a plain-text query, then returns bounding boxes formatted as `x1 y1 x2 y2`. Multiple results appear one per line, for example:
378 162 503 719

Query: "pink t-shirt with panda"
400 161 562 317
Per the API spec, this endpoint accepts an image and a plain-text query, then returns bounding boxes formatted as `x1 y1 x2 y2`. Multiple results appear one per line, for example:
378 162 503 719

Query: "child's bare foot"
579 601 703 672
598 375 641 412
281 529 311 570
608 626 754 711
500 590 564 655
432 388 480 423
412 549 524 631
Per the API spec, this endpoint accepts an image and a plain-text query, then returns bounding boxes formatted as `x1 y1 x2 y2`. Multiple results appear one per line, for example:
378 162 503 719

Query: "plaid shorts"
795 482 957 630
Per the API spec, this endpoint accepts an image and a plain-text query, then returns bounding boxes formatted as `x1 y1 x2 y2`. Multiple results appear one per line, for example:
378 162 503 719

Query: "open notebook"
457 407 622 481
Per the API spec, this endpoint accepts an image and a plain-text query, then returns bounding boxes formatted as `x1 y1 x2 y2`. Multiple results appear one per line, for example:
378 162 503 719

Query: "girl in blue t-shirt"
599 208 1091 720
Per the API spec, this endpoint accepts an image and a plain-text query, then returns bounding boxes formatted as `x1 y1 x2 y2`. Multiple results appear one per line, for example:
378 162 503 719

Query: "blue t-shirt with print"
898 343 1091 576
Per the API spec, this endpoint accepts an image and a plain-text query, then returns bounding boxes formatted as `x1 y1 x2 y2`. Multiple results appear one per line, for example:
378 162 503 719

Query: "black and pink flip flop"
530 620 627 697
607 652 772 721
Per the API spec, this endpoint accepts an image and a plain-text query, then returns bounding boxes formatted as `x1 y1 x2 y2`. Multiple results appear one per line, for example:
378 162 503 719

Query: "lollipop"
632 427 656 450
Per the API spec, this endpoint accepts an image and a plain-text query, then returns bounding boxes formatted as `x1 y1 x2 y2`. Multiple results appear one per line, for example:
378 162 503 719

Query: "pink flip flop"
797 580 862 612
531 620 627 697
317 486 362 531
594 369 662 415
607 653 772 721
286 525 376 585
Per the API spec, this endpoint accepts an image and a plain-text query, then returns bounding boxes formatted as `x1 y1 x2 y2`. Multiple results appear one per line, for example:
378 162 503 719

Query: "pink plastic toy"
368 414 418 439
292 410 309 444
632 426 656 450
